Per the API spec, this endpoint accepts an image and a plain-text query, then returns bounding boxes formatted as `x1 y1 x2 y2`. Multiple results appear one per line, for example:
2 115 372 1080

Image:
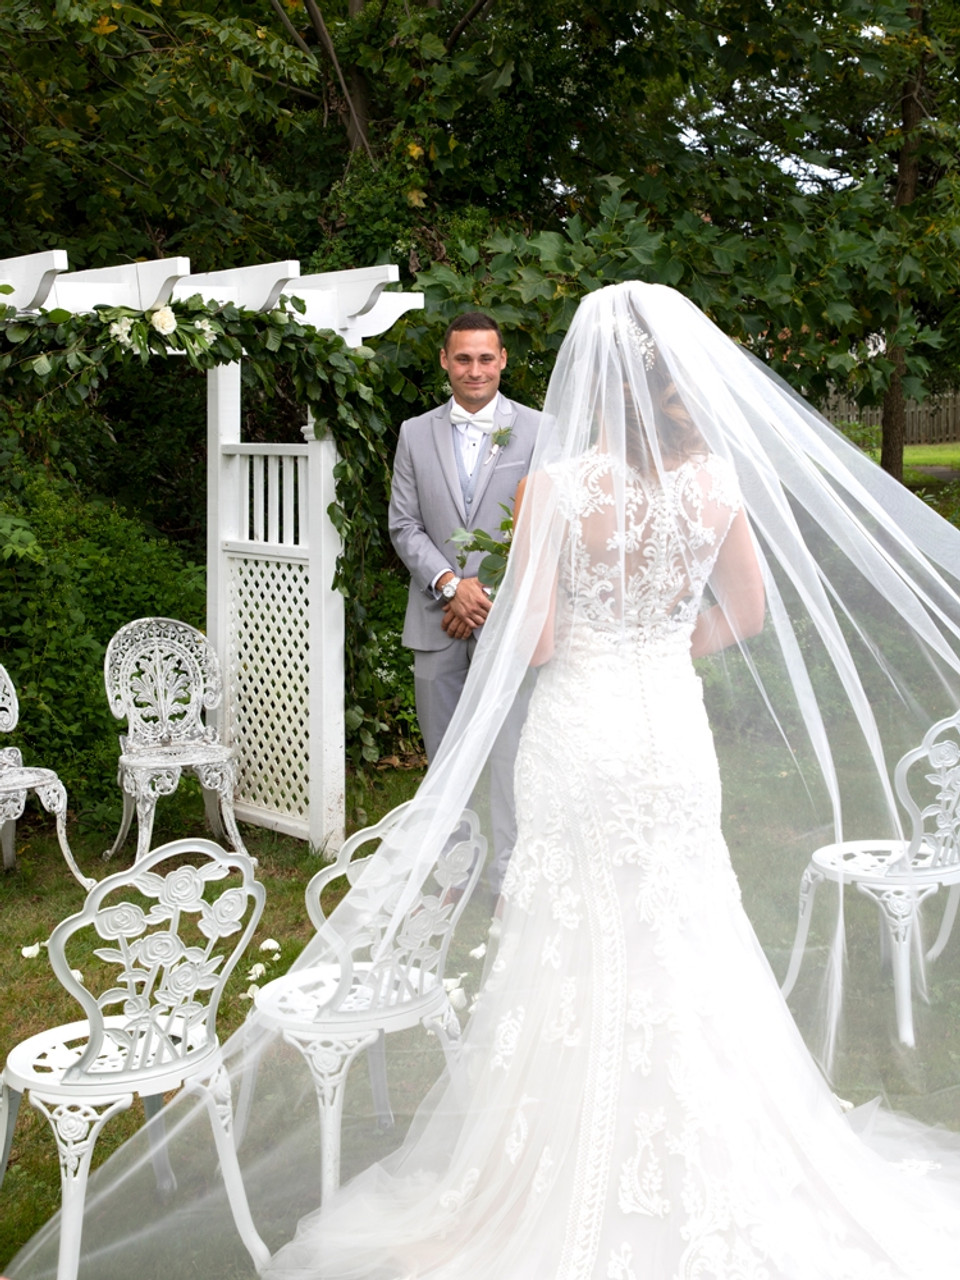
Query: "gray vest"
452 425 484 518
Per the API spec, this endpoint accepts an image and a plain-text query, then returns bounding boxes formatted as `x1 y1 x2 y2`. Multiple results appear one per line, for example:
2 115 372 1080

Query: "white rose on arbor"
149 305 177 335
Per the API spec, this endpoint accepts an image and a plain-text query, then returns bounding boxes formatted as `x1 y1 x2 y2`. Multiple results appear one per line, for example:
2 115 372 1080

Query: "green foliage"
0 0 322 268
0 427 205 809
346 567 420 766
451 506 515 597
835 419 883 453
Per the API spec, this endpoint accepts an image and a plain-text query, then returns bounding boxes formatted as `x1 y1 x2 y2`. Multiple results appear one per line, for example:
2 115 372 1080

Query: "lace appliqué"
544 977 581 1047
618 1108 671 1217
491 1006 525 1071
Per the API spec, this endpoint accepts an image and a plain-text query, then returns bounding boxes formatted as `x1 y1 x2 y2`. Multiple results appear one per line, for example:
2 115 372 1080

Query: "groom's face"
440 330 507 413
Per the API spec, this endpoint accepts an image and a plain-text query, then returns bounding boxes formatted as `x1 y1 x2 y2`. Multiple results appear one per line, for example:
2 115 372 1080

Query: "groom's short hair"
443 312 503 350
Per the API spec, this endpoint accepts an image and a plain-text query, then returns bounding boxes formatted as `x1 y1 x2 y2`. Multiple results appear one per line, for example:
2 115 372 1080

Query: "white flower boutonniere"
485 425 512 465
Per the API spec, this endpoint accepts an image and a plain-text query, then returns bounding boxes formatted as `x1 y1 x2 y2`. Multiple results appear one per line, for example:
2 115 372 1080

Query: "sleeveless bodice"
550 450 742 664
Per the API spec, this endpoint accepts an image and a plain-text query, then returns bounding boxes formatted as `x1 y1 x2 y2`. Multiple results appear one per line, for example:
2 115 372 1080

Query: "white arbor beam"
175 261 300 312
291 265 424 346
0 250 69 311
46 259 192 313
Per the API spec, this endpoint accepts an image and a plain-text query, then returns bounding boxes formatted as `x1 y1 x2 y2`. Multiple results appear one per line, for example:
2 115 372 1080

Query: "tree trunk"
880 2 925 481
347 0 371 155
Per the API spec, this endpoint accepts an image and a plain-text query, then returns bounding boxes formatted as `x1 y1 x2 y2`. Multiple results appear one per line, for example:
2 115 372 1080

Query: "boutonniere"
485 425 512 465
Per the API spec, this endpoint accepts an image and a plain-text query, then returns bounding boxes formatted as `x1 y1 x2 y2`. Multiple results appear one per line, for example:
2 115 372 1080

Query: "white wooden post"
305 418 345 850
206 362 242 746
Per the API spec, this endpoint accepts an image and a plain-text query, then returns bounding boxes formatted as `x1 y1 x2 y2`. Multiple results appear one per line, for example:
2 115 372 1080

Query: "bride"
10 282 960 1278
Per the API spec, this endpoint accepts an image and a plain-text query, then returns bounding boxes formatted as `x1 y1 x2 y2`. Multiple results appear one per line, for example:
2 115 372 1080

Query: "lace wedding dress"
266 452 960 1280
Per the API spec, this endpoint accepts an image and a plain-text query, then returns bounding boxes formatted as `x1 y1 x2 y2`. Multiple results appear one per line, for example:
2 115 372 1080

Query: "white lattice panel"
225 554 310 836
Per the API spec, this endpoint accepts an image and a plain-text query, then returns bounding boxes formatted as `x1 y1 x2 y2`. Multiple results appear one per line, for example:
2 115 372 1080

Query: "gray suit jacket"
389 396 542 651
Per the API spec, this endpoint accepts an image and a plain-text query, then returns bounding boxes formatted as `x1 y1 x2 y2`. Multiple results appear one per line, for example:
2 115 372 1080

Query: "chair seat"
119 742 234 770
5 1015 220 1101
0 765 62 793
811 839 960 887
255 963 446 1038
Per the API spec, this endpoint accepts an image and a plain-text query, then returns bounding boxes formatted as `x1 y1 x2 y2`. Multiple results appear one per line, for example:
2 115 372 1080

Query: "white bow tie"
450 400 496 432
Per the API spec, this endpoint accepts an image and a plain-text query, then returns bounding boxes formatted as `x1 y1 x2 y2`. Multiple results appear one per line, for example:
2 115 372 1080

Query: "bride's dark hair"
621 356 708 473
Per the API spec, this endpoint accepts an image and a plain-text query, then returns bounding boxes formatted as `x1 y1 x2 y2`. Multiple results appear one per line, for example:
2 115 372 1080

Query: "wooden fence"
825 392 960 445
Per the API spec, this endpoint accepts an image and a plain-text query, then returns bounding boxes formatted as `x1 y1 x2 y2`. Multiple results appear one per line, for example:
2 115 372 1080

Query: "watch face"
442 579 458 599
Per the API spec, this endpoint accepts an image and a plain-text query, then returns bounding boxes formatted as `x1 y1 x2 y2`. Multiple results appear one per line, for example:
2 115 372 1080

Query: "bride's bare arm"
513 475 558 666
690 509 765 658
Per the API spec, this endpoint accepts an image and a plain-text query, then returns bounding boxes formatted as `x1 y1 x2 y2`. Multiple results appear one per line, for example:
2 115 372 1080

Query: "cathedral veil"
9 281 960 1278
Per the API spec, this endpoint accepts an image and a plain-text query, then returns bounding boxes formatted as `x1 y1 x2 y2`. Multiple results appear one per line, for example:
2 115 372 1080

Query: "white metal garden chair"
0 662 92 889
0 837 270 1280
242 801 486 1204
102 617 248 864
781 706 960 1047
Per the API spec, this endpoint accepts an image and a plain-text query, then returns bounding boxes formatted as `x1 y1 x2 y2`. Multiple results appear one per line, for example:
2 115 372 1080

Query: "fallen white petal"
259 938 281 953
21 942 41 959
468 943 486 960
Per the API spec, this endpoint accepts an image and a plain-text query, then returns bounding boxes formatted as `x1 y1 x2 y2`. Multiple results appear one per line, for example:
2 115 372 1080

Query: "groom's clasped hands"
441 575 492 640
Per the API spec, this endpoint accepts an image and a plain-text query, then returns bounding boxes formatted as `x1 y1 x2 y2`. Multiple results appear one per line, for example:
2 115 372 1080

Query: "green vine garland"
0 289 394 764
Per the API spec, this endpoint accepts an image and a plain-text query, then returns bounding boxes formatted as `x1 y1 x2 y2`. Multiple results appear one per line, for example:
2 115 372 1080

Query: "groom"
388 312 541 890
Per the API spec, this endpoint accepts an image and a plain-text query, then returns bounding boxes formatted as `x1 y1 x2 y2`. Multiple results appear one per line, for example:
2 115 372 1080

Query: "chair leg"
35 780 95 891
29 1091 132 1280
194 762 249 860
860 884 937 1048
128 767 180 863
190 1065 270 1272
142 1094 177 1196
780 863 824 998
365 1031 395 1131
0 818 15 872
201 785 225 839
284 1028 379 1204
927 883 960 962
102 768 136 860
0 1083 22 1188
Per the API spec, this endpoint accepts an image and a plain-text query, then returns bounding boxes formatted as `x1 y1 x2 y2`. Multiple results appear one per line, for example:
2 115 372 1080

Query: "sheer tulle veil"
10 281 960 1278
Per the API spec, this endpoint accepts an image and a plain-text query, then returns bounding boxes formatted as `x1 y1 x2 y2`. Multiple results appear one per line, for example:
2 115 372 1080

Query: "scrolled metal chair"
0 662 91 888
0 838 270 1280
782 707 960 1046
103 617 247 864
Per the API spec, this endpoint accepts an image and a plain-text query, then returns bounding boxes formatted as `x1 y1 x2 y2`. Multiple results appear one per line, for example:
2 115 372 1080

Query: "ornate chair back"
305 802 486 1010
895 707 960 873
50 838 263 1086
0 663 18 735
104 617 222 751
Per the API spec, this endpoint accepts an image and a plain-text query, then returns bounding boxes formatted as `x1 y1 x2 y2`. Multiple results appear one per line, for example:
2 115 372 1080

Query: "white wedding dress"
266 452 960 1279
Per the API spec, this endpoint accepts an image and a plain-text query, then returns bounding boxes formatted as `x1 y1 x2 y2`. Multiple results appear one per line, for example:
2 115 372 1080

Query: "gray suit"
389 395 541 889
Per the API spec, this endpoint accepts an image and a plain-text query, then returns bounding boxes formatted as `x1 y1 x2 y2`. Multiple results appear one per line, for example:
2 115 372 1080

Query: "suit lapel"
432 403 466 522
470 397 516 518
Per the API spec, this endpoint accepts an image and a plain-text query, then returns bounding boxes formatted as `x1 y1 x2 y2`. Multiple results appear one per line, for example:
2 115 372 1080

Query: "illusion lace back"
267 455 960 1280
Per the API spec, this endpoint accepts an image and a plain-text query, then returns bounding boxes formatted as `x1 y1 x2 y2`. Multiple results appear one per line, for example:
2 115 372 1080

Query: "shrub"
0 433 205 814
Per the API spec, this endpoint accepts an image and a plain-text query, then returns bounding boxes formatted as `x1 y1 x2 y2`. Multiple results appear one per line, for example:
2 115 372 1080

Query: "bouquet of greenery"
449 504 514 597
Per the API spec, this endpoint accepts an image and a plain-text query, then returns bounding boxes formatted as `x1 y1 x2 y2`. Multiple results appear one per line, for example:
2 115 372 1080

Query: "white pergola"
0 250 424 851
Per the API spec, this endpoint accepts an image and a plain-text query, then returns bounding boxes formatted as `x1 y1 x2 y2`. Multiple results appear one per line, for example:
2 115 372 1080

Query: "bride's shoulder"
681 453 743 513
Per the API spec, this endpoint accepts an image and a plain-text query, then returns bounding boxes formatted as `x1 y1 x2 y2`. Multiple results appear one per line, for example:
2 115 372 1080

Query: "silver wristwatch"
440 576 461 601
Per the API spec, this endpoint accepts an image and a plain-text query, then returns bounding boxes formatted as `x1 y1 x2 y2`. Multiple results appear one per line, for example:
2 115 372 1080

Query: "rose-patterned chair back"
895 706 960 871
305 803 486 1011
104 617 223 750
48 838 264 1086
